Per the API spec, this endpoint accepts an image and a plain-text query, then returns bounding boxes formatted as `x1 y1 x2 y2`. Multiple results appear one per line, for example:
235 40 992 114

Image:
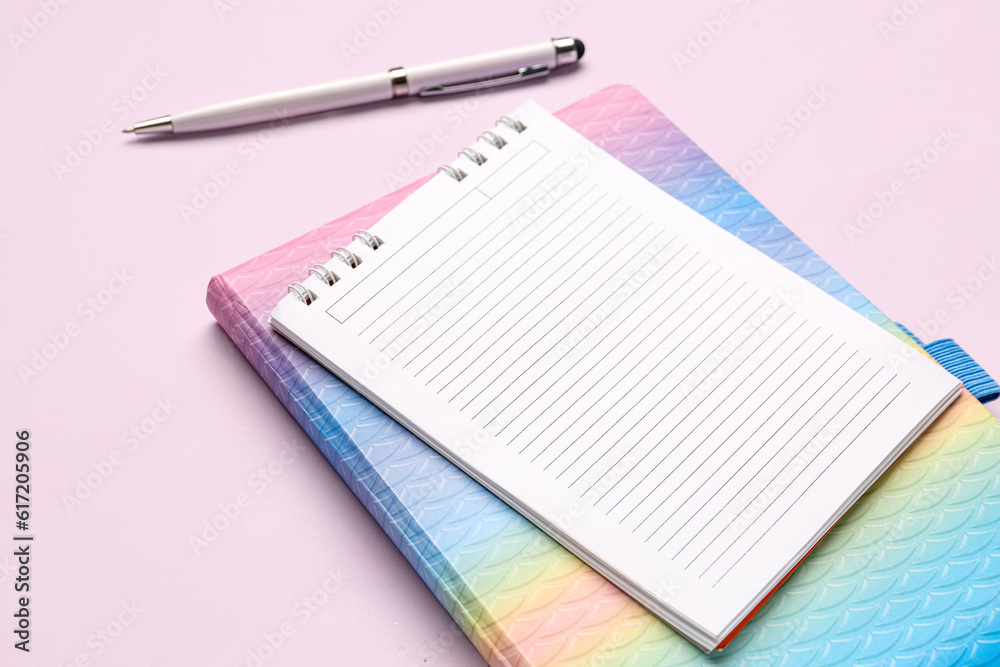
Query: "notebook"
210 85 1000 664
267 101 961 651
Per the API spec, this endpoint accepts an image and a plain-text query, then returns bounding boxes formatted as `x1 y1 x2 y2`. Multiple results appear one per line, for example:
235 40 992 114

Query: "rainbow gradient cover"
207 85 1000 666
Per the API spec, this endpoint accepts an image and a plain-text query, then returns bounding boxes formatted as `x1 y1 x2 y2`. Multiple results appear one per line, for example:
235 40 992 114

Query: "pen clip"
417 64 550 97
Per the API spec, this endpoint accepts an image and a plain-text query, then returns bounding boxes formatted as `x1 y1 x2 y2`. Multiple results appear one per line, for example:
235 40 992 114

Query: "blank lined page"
270 102 960 649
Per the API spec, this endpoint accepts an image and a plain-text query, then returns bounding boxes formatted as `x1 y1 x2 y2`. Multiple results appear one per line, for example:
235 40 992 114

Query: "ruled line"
644 342 849 554
564 277 751 486
417 209 644 384
662 350 861 562
639 321 816 525
500 249 722 436
436 219 659 397
457 229 677 418
692 364 886 577
528 273 742 464
535 262 721 476
549 273 745 478
326 142 543 319
576 289 769 499
631 337 843 538
606 306 794 520
516 258 715 457
610 315 798 527
469 238 684 425
364 165 584 342
707 376 907 586
494 247 699 445
398 194 619 368
476 141 549 197
382 182 602 358
411 202 630 376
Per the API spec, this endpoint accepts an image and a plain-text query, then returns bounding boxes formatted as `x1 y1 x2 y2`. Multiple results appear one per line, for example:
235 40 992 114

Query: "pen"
123 37 584 135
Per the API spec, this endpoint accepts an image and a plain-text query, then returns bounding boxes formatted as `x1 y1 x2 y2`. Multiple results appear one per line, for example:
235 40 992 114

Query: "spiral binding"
353 230 383 250
309 264 339 286
481 131 506 149
438 114 528 182
332 246 362 268
288 283 317 305
498 116 527 133
284 240 374 304
437 164 467 182
287 114 526 305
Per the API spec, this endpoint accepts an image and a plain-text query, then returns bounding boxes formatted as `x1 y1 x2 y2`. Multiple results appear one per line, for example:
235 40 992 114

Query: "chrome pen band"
552 37 581 68
388 67 409 98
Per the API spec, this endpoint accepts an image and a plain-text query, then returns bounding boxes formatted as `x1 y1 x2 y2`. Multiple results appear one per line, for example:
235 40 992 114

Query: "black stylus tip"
574 38 585 60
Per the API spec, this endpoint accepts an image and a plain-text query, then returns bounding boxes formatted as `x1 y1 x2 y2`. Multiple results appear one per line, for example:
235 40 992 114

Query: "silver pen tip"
121 115 173 135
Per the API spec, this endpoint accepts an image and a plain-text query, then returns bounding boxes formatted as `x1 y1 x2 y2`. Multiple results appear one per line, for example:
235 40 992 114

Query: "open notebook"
269 101 960 651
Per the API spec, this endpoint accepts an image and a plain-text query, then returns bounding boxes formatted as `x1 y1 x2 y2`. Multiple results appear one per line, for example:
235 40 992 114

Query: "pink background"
3 1 997 665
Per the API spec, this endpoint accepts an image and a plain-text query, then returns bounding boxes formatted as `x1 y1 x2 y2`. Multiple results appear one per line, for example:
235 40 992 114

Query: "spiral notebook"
268 101 961 651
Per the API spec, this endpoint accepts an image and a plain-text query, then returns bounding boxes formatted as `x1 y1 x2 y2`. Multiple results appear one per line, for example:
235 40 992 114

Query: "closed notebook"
268 101 960 651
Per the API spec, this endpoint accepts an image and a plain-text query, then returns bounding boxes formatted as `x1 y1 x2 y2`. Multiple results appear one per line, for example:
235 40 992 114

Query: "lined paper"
270 102 960 650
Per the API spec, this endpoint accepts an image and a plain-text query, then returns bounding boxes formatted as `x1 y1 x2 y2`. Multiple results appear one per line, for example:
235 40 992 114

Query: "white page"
270 102 960 649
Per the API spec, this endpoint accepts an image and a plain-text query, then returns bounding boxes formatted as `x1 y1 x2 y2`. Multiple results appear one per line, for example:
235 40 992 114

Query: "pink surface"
2 2 997 665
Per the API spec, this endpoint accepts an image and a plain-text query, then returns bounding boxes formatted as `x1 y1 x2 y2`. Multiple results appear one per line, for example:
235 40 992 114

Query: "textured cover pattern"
206 85 1000 666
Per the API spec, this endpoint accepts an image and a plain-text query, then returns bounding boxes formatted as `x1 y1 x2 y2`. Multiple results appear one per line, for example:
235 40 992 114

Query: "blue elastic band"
897 323 999 404
923 339 999 403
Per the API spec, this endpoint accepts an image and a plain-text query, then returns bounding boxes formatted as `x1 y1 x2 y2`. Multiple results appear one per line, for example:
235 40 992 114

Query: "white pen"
123 37 584 135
